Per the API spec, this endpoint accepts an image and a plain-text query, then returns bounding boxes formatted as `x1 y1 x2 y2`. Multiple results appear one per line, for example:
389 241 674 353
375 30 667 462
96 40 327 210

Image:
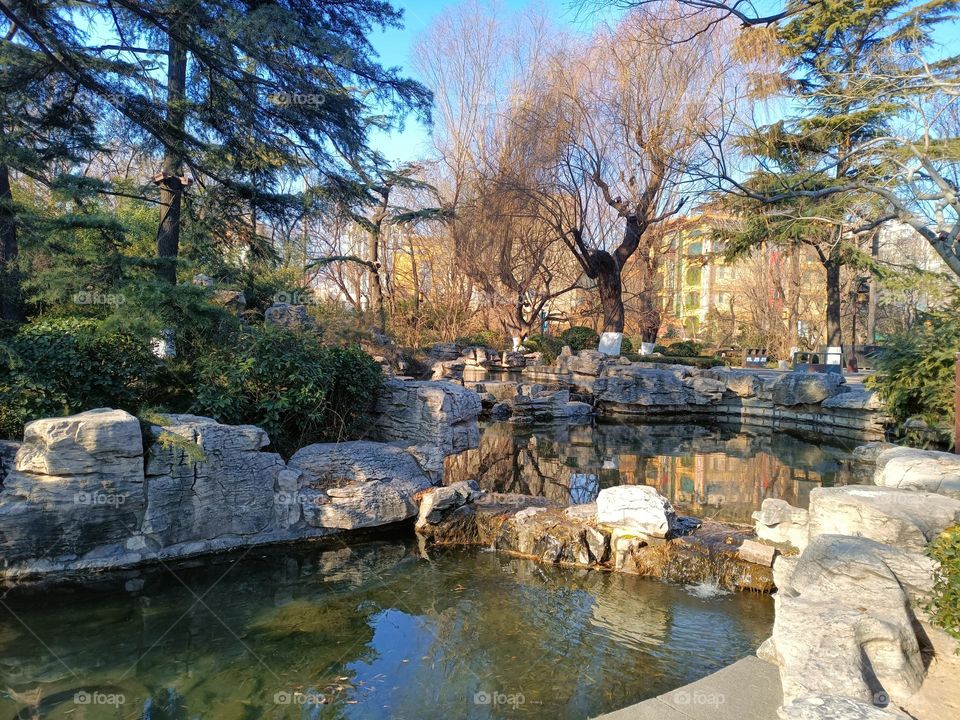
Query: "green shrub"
559 326 600 352
523 333 564 363
927 524 960 645
621 336 634 354
191 325 382 456
655 340 703 357
456 329 505 349
0 317 162 439
867 298 960 440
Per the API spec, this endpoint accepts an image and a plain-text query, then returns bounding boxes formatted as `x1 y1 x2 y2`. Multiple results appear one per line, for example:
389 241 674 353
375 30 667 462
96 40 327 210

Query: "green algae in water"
0 541 772 719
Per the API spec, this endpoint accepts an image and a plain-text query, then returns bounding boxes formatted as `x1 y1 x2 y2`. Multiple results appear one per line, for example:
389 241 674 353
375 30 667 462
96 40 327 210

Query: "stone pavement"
594 656 782 720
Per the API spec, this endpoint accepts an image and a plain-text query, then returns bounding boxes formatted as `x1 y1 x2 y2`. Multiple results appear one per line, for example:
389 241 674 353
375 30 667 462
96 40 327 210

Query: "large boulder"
141 414 287 545
596 485 677 538
769 535 933 708
371 379 481 457
753 499 810 551
264 302 315 329
416 480 482 528
770 372 846 406
0 409 146 565
807 485 960 553
821 389 883 411
873 447 960 499
288 441 433 530
594 365 708 409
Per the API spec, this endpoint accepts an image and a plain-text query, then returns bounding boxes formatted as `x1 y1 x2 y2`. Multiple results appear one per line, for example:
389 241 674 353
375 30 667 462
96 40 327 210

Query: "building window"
685 292 700 309
685 266 701 285
717 292 728 305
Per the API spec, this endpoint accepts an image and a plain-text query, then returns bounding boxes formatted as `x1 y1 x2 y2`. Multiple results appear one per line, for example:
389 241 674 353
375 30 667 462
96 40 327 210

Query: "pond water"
446 420 862 523
0 541 772 719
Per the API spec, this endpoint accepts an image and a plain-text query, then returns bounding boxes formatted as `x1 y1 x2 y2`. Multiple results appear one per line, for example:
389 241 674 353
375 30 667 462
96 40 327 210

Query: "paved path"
593 656 782 720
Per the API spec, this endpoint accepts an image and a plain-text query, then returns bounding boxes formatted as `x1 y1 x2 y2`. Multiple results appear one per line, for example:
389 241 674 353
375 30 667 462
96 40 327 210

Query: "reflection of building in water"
445 422 852 524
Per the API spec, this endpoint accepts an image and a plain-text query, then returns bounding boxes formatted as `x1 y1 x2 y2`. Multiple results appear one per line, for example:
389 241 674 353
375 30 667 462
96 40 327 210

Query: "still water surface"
446 420 861 523
0 542 772 719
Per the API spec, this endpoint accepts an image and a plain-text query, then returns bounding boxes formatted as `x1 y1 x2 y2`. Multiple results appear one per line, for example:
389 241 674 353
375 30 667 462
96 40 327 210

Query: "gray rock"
821 389 883 411
289 441 433 530
851 442 897 465
873 447 960 499
753 498 810 551
770 535 932 707
371 379 481 457
770 372 846 406
212 289 246 314
141 415 285 546
264 302 315 329
779 696 911 720
808 485 960 553
0 409 146 565
416 480 482 527
596 485 677 538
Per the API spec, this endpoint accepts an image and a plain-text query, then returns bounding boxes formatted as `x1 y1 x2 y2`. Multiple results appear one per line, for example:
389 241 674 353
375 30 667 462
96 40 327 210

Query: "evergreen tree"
0 0 431 285
716 0 957 349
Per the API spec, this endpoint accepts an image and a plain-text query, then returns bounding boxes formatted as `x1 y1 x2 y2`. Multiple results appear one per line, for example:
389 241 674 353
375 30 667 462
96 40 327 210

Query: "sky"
366 0 611 162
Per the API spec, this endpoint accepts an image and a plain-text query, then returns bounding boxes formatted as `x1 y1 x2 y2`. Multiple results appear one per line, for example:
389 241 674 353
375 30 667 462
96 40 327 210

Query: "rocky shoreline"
0 369 957 719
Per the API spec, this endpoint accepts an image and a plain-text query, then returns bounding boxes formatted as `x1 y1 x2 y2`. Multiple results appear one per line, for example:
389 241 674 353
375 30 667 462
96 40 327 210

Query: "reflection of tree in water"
446 420 857 521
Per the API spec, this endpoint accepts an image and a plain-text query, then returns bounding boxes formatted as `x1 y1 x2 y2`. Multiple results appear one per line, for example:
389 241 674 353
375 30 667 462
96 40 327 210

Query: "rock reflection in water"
0 541 772 719
445 420 859 522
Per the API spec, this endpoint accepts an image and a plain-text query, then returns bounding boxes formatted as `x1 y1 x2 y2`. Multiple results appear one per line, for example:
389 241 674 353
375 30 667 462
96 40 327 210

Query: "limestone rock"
0 409 145 565
753 499 810 551
416 480 482 528
567 349 608 377
770 372 846 406
429 359 465 381
141 414 285 545
770 535 932 707
738 538 778 566
851 442 897 465
595 366 702 408
779 696 911 720
512 384 570 420
725 370 766 398
596 485 677 538
264 302 315 329
212 289 246 314
873 447 960 499
15 408 143 476
822 389 883 411
289 441 433 530
371 379 481 457
808 485 960 553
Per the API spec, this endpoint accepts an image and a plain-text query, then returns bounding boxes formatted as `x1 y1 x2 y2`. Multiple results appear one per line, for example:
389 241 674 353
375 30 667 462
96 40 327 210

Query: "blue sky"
367 0 610 162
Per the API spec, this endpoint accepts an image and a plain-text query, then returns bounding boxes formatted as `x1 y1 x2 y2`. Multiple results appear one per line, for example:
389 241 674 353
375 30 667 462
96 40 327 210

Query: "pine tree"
0 0 431 284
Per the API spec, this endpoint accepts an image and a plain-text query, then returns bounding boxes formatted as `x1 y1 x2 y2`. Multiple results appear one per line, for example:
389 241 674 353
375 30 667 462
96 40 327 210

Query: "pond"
445 419 862 523
0 541 772 719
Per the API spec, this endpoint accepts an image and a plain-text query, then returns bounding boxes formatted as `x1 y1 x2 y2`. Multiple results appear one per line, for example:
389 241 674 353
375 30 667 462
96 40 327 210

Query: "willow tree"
527 9 739 343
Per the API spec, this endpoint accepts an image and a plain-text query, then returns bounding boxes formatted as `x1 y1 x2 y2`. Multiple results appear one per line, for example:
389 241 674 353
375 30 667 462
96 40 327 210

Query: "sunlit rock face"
288 441 433 530
0 409 146 566
768 373 847 406
873 446 960 499
807 485 960 553
767 535 934 709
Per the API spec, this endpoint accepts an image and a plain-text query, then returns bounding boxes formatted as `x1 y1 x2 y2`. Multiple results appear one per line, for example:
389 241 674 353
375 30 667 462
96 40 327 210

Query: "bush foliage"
867 297 960 440
0 318 163 438
559 326 600 352
192 325 383 456
927 524 960 645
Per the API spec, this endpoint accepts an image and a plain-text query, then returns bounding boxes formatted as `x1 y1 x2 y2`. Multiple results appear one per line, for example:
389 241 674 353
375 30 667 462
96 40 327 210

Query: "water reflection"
445 420 860 523
0 542 772 719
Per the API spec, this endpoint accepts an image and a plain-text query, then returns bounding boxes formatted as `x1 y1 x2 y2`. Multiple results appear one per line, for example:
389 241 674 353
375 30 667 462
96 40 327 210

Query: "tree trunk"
825 259 842 348
366 229 386 333
866 232 879 344
0 161 24 321
787 245 801 350
156 35 188 284
592 250 624 333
